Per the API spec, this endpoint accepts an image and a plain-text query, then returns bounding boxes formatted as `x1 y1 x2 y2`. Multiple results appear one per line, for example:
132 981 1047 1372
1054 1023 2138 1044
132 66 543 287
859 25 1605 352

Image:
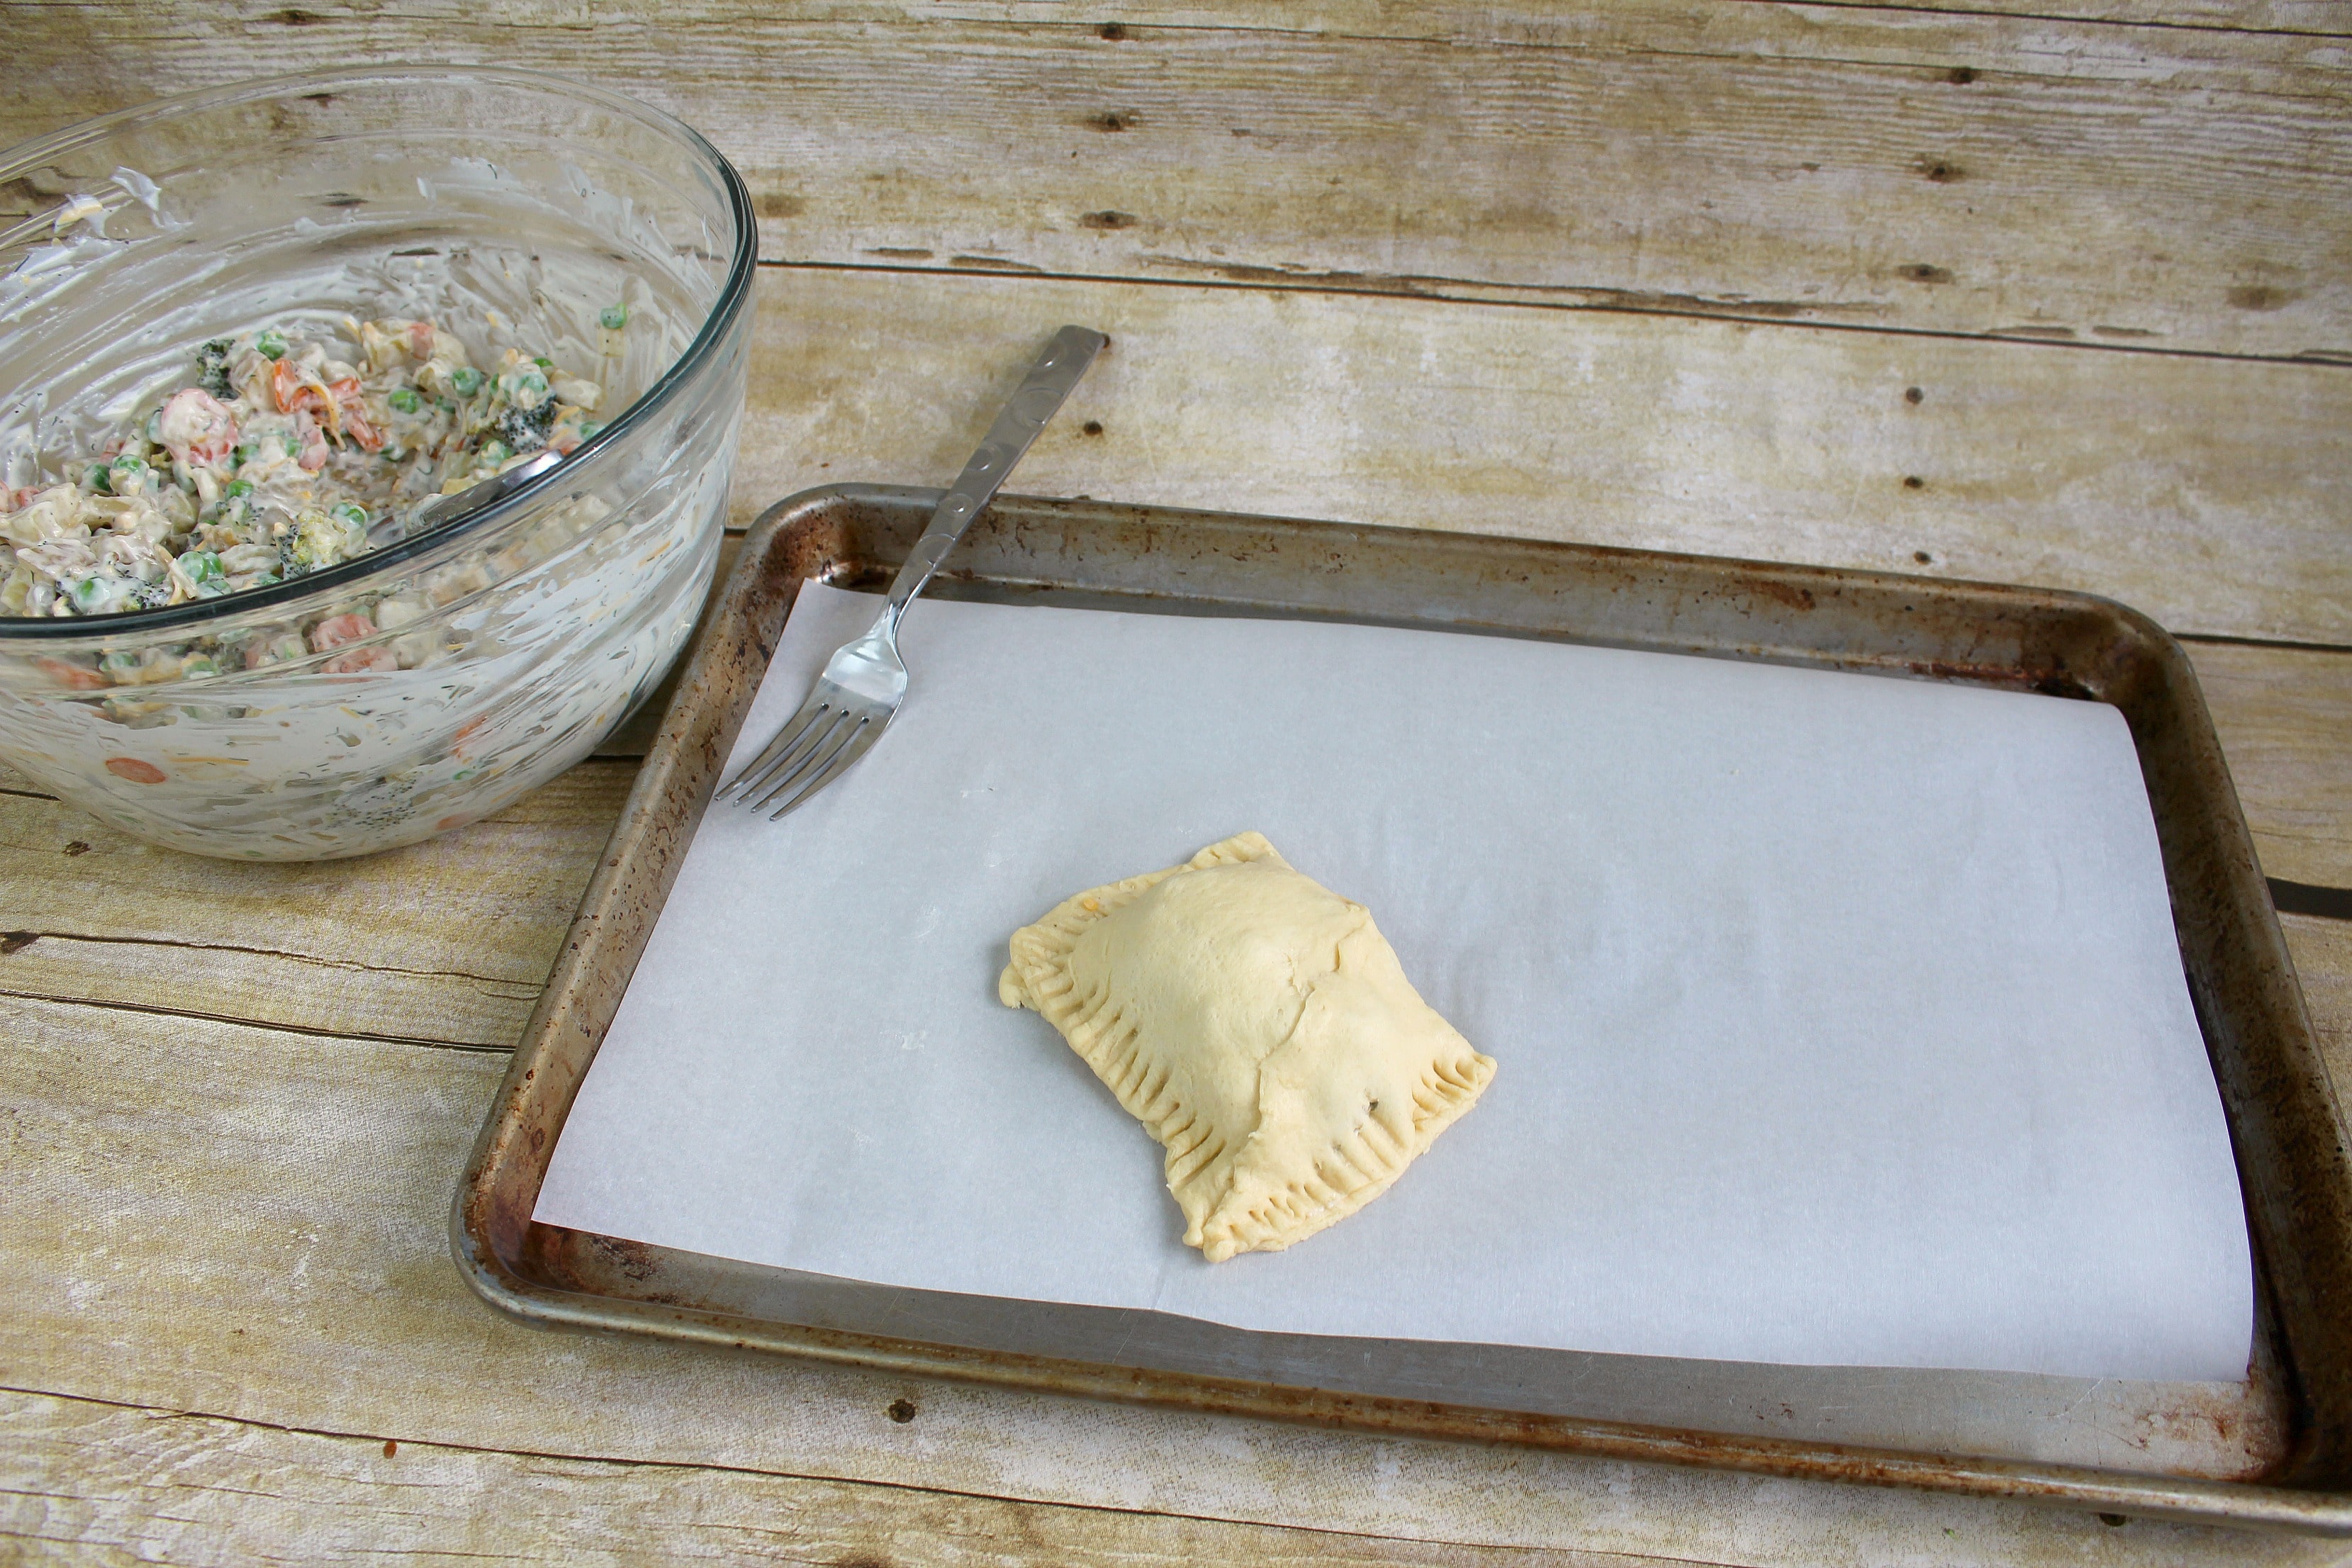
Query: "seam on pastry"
1004 832 1488 1262
1204 1041 1494 1258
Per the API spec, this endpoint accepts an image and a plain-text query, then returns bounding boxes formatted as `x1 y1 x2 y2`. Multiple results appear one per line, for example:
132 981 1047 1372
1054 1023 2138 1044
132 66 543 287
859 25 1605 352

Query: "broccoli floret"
198 338 234 398
493 399 556 454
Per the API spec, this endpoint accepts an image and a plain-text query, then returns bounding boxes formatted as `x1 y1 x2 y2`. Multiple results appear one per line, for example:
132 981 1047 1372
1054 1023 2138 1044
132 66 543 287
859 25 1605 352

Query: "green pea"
231 444 256 470
598 303 627 330
70 577 109 610
179 656 220 681
388 387 422 414
478 439 511 465
517 370 548 398
576 422 602 442
224 478 254 500
255 328 287 360
330 501 369 528
85 463 111 493
283 435 302 458
448 366 484 397
111 453 148 476
532 356 553 370
184 550 225 583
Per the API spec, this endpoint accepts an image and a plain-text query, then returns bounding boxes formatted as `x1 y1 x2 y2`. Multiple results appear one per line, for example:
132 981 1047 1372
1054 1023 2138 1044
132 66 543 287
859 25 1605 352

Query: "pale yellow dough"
998 831 1496 1262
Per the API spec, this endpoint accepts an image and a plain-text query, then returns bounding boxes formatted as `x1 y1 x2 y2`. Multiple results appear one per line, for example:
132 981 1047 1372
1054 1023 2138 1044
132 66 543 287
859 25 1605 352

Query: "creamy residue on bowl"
1 307 626 629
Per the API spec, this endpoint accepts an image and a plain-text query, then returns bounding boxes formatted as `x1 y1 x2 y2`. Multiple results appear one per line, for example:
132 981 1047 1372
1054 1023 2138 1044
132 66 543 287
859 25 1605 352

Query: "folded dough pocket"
999 831 1496 1262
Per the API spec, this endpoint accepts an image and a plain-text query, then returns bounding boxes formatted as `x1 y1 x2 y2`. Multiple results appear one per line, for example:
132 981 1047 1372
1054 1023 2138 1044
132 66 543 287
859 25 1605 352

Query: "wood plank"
0 762 630 1050
3 5 2348 359
0 1389 1667 1568
726 267 2352 644
1817 1 2352 33
4 990 2338 1568
2285 914 2352 1101
2190 642 2352 891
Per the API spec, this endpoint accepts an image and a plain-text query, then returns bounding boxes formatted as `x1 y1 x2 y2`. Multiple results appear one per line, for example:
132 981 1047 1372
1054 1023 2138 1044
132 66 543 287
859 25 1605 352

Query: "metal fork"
718 325 1107 819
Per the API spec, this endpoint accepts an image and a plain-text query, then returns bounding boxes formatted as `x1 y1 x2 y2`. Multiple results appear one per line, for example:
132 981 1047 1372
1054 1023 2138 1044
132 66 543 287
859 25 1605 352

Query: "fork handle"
873 324 1107 637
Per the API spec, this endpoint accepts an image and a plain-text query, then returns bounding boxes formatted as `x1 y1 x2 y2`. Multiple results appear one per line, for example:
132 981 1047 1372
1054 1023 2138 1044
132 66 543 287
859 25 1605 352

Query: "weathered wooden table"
5 5 2348 1564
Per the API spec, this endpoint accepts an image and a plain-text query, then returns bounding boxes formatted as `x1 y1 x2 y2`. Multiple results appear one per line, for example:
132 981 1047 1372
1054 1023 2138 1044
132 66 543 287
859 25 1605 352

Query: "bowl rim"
0 62 757 644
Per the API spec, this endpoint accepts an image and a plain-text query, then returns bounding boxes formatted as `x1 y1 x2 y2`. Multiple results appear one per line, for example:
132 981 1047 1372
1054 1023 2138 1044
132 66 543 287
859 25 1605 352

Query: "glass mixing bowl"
0 66 754 858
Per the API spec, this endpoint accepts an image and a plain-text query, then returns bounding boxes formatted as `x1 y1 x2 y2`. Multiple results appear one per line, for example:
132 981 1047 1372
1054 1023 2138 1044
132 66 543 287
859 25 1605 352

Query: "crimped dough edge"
999 831 1495 1262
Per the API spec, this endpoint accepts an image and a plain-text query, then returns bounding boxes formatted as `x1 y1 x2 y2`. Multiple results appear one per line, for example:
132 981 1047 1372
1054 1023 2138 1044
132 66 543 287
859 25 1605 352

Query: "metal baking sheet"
454 485 2352 1533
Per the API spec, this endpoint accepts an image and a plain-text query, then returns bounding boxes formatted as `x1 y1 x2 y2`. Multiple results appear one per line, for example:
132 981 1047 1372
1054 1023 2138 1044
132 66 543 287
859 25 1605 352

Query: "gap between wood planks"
749 258 2352 371
0 985 514 1055
178 2 2352 57
2270 882 2352 921
0 924 533 992
2181 632 2352 658
1725 0 2352 43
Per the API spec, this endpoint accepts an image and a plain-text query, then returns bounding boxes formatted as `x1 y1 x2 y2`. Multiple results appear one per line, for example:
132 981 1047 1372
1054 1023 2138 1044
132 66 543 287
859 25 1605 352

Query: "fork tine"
745 708 856 812
749 712 861 816
723 700 831 800
724 325 1101 822
722 696 834 800
766 715 885 820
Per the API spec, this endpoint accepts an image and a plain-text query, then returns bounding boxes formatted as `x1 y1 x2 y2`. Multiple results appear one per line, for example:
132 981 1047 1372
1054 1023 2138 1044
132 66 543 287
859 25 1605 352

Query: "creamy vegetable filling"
1 313 617 620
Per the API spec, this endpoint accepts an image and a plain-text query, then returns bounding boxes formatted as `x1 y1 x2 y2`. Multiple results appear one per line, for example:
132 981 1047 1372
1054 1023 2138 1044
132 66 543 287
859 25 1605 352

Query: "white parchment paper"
537 582 2252 1382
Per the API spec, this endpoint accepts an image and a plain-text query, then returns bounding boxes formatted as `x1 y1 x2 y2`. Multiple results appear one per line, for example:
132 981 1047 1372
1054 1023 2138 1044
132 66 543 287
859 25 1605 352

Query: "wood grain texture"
727 267 2352 644
2287 915 2352 1102
0 762 632 1050
2190 642 2352 891
4 990 2338 1568
1871 1 2352 26
3 4 2347 1561
3 4 2350 358
0 1389 1676 1568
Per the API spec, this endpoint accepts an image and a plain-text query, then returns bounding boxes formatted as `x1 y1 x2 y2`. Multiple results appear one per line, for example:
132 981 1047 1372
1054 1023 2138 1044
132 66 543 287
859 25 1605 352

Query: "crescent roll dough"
998 831 1496 1262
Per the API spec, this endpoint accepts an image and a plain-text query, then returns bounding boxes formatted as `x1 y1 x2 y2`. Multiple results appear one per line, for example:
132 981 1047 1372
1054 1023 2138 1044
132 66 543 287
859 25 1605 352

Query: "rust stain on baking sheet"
1747 579 1817 612
1910 657 2092 700
586 1233 659 1282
